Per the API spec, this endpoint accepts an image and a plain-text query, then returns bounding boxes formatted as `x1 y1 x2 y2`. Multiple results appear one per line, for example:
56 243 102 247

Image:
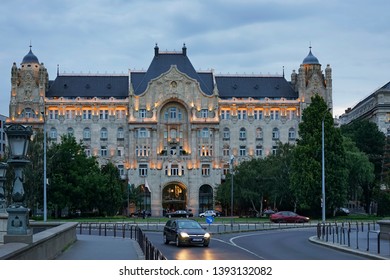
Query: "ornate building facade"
7 45 332 216
339 82 390 136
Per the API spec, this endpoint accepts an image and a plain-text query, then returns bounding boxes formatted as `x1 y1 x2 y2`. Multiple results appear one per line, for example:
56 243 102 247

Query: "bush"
377 190 390 217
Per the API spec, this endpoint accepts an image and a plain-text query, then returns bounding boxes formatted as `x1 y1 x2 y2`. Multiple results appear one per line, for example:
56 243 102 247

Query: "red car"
269 211 310 223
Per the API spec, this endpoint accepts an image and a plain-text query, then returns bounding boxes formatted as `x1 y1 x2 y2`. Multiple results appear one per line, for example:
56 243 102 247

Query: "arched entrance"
199 185 213 213
162 183 187 214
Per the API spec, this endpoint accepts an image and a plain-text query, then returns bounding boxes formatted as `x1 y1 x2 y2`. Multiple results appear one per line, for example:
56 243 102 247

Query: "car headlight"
180 232 189 238
204 232 211 239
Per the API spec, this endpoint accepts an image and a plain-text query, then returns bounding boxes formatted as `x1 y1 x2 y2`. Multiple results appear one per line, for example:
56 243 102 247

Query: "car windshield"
178 221 201 229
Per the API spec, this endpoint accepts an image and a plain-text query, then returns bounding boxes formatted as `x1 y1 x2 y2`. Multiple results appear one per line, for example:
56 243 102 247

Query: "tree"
48 134 102 217
340 119 386 213
97 163 125 216
291 95 348 217
343 136 375 204
24 130 44 215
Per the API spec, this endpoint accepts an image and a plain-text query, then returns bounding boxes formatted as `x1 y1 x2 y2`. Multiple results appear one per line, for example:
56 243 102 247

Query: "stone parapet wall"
0 222 77 260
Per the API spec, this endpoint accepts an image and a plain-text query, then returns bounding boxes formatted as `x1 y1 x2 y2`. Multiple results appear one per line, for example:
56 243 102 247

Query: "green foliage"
215 142 296 216
376 190 390 216
340 119 386 212
291 95 348 216
45 134 124 217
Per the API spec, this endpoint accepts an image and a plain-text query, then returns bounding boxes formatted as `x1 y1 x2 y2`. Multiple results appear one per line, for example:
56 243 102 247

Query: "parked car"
163 218 211 247
335 207 350 216
269 211 310 223
165 210 193 218
262 209 275 217
199 210 219 217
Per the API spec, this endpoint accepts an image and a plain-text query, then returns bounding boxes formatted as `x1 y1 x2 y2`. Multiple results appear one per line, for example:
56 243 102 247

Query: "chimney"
182 43 187 56
154 43 159 56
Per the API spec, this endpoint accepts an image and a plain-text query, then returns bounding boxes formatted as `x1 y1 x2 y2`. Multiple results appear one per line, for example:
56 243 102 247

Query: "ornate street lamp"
0 162 8 214
4 124 33 244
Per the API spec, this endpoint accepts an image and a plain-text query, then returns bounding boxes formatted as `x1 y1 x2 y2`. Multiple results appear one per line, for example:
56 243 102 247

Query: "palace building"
7 44 332 216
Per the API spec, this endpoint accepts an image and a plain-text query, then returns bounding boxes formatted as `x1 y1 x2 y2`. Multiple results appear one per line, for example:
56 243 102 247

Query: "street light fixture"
0 162 8 213
230 155 235 229
4 124 33 243
42 110 47 222
321 108 331 224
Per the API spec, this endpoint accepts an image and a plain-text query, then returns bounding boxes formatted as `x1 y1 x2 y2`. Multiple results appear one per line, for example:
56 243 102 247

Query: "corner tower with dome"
9 46 48 127
7 45 332 216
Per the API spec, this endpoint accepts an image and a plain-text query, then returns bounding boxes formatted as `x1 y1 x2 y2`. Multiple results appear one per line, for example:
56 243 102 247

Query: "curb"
308 236 389 260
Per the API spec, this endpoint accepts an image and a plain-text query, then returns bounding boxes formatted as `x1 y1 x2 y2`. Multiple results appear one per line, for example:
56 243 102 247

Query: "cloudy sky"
0 0 389 118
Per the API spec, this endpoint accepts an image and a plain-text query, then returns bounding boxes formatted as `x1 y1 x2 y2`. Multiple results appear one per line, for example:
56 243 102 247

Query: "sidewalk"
309 230 390 260
56 234 144 260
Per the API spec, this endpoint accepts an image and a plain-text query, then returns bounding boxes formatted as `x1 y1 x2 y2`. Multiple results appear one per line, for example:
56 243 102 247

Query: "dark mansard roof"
46 46 297 100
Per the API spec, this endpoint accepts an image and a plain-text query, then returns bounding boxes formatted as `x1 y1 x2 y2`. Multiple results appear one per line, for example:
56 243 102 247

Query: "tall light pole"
321 108 330 224
230 155 234 229
42 110 47 222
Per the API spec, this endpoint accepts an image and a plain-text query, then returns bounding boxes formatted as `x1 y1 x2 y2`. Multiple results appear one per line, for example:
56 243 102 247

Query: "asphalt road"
144 227 370 260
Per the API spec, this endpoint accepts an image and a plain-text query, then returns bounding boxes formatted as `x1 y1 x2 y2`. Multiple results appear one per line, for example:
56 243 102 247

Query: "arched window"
49 127 57 140
288 128 296 140
239 127 246 140
100 127 108 140
83 127 91 140
223 127 230 140
256 127 263 139
117 127 124 139
272 128 279 140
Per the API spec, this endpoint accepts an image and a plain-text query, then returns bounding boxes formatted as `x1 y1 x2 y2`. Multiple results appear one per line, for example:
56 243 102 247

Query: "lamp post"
321 109 330 224
42 111 47 222
4 124 33 244
230 155 234 229
0 162 8 213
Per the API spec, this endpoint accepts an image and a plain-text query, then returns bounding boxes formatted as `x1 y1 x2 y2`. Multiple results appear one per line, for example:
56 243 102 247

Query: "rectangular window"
238 110 247 120
201 109 208 118
139 164 148 177
99 110 109 120
201 164 210 176
272 146 278 155
49 110 59 120
65 110 75 119
223 147 230 156
118 165 124 176
239 146 246 156
83 109 92 120
271 110 280 120
256 147 263 157
116 109 126 119
139 109 146 118
100 146 107 157
171 164 179 176
221 110 230 120
254 110 263 120
85 149 91 157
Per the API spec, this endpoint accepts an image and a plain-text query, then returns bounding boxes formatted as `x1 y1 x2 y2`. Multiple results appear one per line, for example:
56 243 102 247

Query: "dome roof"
22 47 39 64
302 48 320 65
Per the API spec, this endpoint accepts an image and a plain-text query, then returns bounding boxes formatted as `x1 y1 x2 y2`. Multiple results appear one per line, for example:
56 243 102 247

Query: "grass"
38 214 389 224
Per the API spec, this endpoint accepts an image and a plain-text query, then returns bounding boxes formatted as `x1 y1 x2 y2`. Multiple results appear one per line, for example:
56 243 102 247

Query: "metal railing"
316 222 390 257
77 223 166 260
